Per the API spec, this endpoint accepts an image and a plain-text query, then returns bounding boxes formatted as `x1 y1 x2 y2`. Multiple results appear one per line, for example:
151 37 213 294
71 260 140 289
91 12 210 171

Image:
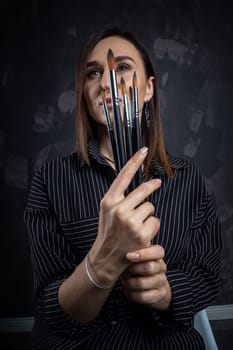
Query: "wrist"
85 254 112 289
88 246 129 286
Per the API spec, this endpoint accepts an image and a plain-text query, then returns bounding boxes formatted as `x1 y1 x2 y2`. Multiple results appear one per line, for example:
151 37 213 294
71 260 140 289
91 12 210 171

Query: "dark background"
0 0 233 319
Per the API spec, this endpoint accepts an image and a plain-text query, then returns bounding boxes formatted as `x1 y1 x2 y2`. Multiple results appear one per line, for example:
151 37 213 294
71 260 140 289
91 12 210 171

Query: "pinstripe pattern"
24 140 222 349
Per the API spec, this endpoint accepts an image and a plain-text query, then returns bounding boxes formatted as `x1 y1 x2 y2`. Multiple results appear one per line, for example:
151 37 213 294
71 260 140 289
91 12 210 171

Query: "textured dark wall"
1 0 232 317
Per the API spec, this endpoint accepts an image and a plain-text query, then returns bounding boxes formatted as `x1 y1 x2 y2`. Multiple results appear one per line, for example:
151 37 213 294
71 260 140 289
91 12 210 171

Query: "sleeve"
166 194 223 329
151 171 223 330
24 166 109 341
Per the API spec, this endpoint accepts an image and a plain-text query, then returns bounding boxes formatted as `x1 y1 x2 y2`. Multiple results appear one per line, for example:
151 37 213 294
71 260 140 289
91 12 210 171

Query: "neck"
97 125 115 166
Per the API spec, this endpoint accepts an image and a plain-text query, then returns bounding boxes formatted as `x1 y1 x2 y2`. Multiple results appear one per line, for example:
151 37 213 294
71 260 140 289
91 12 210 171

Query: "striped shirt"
24 140 223 349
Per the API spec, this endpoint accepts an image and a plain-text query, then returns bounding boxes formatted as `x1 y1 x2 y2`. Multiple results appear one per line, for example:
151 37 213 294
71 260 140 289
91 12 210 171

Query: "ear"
144 76 154 102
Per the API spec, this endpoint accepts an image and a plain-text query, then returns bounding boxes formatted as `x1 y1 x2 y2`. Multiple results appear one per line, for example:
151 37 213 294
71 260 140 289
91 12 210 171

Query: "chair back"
194 309 218 350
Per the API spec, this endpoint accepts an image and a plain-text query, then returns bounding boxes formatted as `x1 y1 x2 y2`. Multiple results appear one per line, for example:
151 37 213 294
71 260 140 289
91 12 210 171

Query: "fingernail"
126 252 140 261
138 146 148 155
155 178 162 185
155 217 160 228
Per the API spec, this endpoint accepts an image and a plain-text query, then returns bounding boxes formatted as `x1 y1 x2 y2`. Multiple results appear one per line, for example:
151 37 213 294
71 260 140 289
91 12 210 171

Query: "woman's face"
83 35 154 126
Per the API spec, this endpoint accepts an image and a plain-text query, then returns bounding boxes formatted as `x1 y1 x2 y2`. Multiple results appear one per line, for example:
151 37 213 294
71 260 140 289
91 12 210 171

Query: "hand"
89 147 162 285
121 244 172 311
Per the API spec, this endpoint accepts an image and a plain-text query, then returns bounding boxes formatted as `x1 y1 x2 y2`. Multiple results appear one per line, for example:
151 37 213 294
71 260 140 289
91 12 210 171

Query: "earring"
145 102 150 128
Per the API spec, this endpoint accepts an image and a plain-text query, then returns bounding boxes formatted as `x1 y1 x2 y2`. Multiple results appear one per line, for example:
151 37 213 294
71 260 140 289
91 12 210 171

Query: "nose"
100 69 122 97
100 69 110 90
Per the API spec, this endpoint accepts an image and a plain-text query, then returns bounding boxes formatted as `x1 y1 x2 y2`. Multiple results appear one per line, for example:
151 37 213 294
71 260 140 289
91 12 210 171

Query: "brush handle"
132 86 142 188
122 93 133 160
109 70 126 171
102 100 120 174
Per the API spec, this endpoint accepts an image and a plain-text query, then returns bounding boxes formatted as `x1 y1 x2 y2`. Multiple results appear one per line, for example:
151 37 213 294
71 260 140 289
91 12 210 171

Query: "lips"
100 97 122 108
105 98 112 104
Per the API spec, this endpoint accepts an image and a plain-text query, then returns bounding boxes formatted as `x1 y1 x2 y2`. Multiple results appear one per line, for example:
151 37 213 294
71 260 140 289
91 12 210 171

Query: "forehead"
88 36 142 62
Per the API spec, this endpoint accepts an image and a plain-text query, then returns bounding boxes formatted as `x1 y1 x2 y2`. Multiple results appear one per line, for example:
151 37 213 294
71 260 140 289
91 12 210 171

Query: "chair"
194 309 218 350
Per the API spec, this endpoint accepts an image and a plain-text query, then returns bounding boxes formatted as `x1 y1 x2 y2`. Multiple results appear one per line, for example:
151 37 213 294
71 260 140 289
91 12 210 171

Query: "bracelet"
85 254 111 290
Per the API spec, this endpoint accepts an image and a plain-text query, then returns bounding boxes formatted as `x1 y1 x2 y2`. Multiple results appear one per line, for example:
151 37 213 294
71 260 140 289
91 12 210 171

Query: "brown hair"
74 27 173 178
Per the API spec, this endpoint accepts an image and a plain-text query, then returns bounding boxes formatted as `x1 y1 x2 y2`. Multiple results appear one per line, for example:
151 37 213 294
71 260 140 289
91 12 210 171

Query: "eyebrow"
86 56 136 67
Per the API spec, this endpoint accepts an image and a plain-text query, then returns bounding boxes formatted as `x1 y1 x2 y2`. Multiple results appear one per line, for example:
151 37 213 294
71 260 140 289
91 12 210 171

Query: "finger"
127 259 166 276
123 273 167 291
139 216 160 243
126 244 165 262
123 179 162 210
107 147 148 198
123 288 166 306
143 215 160 235
131 201 155 223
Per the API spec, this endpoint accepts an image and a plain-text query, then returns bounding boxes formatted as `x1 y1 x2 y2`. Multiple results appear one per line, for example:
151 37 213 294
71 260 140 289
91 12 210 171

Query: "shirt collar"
77 139 187 173
77 139 111 168
151 153 187 175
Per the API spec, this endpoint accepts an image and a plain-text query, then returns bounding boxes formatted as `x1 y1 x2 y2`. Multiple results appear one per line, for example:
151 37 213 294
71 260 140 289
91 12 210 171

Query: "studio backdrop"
0 0 232 322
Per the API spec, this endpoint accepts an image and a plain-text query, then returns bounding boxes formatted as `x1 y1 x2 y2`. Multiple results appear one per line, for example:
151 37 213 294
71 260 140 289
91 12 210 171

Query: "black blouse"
24 141 223 349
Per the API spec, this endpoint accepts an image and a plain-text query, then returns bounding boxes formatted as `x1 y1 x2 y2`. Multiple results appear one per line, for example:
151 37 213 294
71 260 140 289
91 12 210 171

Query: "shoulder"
34 153 79 179
28 153 81 195
167 154 202 177
153 153 203 179
168 154 199 172
168 154 209 198
26 153 80 208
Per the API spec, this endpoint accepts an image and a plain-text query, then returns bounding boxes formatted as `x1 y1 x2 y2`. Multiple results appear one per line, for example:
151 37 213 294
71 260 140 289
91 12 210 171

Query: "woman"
24 27 223 349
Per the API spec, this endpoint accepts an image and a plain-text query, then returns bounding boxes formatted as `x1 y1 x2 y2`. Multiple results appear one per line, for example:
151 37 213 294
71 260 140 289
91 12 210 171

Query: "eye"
116 63 130 73
86 68 102 79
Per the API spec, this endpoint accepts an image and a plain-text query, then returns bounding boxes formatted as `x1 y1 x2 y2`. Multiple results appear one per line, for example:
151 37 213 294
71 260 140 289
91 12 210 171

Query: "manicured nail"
138 146 148 155
126 252 140 261
155 178 162 184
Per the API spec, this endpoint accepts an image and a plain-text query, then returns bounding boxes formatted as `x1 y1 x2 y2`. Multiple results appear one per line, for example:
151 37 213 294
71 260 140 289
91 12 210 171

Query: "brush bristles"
120 77 127 95
100 86 106 100
107 49 116 70
129 86 133 100
133 71 138 88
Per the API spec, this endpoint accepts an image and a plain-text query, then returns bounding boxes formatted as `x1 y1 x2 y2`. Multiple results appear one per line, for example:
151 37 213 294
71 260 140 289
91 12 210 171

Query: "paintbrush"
129 86 135 151
107 49 126 171
120 77 133 161
120 77 137 192
132 71 142 186
100 86 120 174
132 71 141 152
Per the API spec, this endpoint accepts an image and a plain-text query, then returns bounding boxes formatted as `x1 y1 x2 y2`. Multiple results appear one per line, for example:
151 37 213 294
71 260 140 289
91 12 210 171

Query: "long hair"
74 27 173 178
